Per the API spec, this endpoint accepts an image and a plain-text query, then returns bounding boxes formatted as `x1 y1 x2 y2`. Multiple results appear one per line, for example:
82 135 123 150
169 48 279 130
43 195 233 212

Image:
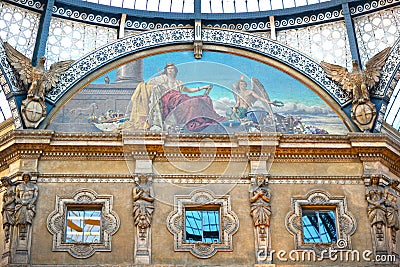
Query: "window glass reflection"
65 209 102 243
185 209 220 243
302 209 337 243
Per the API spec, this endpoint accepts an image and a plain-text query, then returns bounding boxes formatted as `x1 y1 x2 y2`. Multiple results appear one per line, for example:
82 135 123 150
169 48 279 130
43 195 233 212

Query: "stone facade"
0 130 398 266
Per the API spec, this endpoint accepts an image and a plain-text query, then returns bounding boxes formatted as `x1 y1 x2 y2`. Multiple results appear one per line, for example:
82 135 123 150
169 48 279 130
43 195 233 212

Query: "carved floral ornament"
285 190 357 253
166 189 239 258
46 189 120 259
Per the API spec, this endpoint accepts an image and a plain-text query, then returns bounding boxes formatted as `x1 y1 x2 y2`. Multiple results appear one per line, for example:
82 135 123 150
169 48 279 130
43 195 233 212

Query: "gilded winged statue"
321 47 391 131
2 41 74 100
321 47 391 103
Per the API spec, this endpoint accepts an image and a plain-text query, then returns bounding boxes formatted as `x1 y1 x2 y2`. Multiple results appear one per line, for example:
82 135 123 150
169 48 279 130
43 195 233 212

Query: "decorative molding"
46 189 120 258
286 190 357 253
350 0 400 16
206 10 344 31
52 4 119 27
125 20 191 31
166 189 239 258
37 174 364 185
2 0 44 11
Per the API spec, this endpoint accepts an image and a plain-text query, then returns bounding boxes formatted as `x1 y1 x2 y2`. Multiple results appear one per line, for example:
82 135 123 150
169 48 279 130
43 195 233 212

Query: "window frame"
286 190 356 253
167 189 239 258
64 205 103 244
301 206 338 244
184 205 221 244
47 189 120 259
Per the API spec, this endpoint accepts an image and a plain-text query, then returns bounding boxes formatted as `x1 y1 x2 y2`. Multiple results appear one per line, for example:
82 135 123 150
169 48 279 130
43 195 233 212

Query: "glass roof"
0 90 12 124
385 82 400 131
80 0 331 13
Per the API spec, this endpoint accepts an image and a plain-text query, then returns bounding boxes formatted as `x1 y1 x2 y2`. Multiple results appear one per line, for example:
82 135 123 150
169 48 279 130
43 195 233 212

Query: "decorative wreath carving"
167 189 239 258
47 188 120 258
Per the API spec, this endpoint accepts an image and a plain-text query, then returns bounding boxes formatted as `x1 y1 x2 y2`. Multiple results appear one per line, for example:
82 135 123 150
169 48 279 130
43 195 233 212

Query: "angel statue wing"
2 41 33 87
364 46 391 87
251 77 274 115
320 61 353 93
41 60 74 93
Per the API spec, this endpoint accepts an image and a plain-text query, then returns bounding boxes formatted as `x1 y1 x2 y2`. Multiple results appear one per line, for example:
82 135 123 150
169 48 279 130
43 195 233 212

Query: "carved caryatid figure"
1 176 15 242
15 172 38 238
133 174 155 236
249 176 271 236
366 176 387 251
321 47 391 131
384 179 400 250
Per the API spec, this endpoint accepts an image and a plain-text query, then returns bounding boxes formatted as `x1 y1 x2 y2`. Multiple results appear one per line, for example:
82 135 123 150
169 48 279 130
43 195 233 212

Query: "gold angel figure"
2 41 74 100
321 47 391 103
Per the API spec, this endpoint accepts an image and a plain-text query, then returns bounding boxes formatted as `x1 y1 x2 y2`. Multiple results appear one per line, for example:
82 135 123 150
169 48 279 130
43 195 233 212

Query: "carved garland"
285 190 357 253
47 188 120 258
167 189 239 258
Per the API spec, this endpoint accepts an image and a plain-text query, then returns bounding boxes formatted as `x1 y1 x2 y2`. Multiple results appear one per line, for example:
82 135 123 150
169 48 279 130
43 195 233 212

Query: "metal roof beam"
342 2 361 66
32 0 55 66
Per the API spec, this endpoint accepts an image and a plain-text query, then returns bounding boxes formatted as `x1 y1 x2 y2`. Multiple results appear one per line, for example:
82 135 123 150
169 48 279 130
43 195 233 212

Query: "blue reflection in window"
65 209 102 243
302 209 337 243
185 209 220 243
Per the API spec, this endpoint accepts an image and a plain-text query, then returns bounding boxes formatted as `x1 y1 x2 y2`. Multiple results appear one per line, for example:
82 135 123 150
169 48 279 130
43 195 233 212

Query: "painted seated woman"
135 63 227 132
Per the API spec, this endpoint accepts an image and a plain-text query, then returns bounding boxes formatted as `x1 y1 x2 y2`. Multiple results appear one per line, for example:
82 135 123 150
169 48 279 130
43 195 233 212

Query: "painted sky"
95 51 326 106
92 51 348 133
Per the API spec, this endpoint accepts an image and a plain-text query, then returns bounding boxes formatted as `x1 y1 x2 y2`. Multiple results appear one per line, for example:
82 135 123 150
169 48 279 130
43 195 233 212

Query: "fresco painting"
49 52 348 134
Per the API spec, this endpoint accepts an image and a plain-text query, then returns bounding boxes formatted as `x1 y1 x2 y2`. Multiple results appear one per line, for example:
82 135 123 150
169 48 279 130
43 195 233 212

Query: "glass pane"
222 0 235 13
319 210 337 243
201 0 211 13
159 0 172 12
283 0 295 8
0 91 12 123
247 0 260 12
235 0 247 12
202 211 220 242
65 209 101 243
135 0 148 10
302 209 337 243
171 0 184 12
185 209 220 243
271 0 283 10
210 0 223 13
182 0 194 12
185 210 203 242
258 0 271 11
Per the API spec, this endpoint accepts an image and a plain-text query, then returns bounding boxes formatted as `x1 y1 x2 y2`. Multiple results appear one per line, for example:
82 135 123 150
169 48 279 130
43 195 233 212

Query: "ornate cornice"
0 131 399 176
36 173 364 185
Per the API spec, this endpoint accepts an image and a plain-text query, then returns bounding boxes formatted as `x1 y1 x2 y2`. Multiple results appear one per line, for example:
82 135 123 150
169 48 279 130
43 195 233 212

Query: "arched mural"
48 51 348 134
1 28 398 132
